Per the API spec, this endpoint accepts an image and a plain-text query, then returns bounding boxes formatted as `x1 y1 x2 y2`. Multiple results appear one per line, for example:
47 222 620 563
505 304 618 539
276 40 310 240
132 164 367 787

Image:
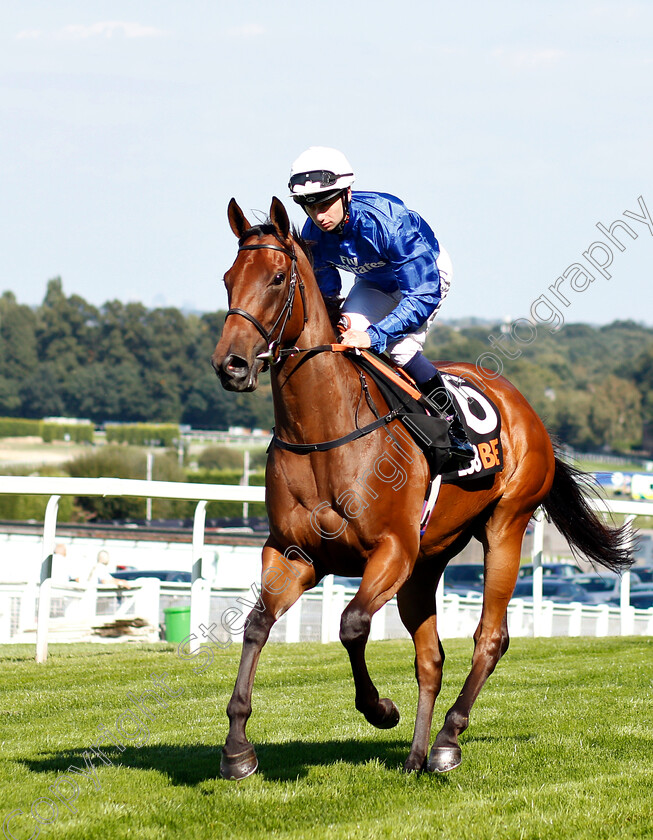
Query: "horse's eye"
273 272 285 285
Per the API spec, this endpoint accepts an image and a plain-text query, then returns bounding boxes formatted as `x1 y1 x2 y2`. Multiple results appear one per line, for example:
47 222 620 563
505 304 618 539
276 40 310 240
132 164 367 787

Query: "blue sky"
1 1 652 326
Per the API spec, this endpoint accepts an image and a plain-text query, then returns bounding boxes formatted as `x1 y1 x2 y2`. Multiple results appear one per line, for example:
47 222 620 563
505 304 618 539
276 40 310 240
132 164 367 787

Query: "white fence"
0 476 651 661
0 578 163 644
3 577 652 651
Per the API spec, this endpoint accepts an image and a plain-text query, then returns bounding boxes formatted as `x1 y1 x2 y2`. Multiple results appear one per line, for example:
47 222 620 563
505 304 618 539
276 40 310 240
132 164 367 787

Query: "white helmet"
288 146 355 205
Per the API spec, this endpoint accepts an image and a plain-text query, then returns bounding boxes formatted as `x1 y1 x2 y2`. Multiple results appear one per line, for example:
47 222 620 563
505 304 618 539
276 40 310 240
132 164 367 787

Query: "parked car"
511 578 594 604
442 584 483 599
517 562 581 579
442 563 484 594
112 570 191 583
574 571 642 604
631 565 653 584
607 589 653 609
332 576 361 589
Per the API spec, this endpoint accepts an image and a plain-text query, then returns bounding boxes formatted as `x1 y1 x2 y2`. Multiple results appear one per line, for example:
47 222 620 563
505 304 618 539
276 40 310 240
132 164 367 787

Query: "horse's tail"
541 455 634 573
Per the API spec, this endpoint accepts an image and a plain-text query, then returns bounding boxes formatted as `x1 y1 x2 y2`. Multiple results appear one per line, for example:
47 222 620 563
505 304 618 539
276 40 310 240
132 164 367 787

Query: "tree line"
1 279 652 453
0 278 272 431
423 319 653 453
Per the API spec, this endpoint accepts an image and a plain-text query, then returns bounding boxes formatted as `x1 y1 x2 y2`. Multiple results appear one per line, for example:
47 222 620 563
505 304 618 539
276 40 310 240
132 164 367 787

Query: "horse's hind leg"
221 542 316 780
396 561 444 772
428 510 531 773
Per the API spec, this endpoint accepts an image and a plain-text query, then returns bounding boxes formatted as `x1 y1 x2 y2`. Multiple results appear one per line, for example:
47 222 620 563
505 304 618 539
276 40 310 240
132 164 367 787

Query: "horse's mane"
239 222 343 330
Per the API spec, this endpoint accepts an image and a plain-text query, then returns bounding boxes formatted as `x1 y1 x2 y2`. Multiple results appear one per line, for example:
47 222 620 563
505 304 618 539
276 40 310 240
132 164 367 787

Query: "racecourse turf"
1 637 651 840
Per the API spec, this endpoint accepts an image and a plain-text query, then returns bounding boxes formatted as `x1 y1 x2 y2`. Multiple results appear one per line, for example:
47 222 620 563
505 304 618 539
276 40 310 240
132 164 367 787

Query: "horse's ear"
228 198 251 239
270 196 290 241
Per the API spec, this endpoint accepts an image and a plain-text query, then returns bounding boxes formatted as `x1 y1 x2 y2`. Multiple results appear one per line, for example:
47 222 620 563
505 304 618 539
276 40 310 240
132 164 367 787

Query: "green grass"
1 638 651 839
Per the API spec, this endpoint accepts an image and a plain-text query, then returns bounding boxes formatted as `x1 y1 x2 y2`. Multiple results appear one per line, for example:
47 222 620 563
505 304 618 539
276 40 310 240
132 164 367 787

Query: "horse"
211 196 632 780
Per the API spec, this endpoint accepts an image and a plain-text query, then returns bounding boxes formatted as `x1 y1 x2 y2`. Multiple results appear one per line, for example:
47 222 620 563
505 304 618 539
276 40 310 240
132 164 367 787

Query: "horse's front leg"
221 542 316 780
340 535 413 730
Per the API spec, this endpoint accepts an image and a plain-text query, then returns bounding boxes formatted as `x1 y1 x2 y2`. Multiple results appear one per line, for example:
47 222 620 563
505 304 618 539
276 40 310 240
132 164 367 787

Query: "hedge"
0 493 76 522
186 468 266 518
104 423 180 447
41 422 94 443
0 467 77 521
0 418 42 437
0 417 94 442
65 446 188 521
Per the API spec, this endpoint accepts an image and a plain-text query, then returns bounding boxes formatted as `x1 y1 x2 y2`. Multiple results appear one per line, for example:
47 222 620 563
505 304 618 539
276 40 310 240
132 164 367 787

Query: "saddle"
348 350 504 483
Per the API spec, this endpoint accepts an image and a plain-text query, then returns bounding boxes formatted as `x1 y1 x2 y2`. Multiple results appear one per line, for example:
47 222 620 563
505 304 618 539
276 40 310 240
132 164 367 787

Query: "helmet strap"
334 191 350 235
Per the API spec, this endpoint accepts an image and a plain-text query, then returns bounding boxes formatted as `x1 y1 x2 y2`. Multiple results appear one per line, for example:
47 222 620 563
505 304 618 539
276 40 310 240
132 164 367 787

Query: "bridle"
224 240 308 367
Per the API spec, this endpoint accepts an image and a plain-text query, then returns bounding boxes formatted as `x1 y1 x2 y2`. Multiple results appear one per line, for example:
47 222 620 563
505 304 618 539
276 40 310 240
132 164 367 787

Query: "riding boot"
417 371 475 470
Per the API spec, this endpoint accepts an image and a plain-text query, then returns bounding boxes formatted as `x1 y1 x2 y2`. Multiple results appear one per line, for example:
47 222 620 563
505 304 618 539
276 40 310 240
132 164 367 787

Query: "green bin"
164 606 191 643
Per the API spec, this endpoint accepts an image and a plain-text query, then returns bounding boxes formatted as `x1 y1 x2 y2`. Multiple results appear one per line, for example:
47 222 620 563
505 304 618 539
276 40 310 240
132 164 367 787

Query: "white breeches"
341 247 453 365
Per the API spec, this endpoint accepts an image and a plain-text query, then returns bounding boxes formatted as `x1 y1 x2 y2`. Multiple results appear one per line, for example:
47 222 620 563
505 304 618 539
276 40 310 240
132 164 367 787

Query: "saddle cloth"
437 373 503 484
349 352 503 482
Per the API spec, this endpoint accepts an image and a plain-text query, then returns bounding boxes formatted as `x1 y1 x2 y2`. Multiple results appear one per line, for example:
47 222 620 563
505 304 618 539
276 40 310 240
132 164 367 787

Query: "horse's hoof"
427 745 462 773
403 754 427 773
370 698 400 729
220 746 258 780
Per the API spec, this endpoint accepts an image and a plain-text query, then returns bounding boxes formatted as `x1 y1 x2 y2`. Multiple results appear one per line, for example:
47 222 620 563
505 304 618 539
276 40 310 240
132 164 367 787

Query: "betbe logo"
458 438 500 477
478 438 501 468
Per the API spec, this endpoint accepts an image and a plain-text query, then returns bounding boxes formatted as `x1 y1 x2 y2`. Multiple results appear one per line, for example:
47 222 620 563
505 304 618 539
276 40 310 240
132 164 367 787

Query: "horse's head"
212 197 309 392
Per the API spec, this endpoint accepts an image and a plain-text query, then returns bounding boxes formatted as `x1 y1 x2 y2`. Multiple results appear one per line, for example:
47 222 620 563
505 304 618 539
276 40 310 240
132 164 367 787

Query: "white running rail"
0 477 651 661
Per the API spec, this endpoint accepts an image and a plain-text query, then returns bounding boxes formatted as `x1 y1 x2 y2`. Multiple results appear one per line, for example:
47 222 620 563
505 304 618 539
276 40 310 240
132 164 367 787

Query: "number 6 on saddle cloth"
348 351 503 482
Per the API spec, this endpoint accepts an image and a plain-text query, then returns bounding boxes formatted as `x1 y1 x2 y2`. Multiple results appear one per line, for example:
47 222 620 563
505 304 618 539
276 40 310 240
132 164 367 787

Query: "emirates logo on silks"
338 255 386 275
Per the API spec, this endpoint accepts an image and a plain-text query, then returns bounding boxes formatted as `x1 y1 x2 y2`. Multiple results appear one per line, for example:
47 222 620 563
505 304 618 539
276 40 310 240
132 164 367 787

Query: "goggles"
289 169 352 191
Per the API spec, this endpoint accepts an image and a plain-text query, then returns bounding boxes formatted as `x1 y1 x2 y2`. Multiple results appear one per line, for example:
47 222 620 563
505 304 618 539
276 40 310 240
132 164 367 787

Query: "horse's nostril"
225 354 248 373
218 354 250 380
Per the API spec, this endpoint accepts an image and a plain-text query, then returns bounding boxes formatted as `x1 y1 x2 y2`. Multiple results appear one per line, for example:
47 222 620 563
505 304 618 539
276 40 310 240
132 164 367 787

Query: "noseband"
224 241 308 366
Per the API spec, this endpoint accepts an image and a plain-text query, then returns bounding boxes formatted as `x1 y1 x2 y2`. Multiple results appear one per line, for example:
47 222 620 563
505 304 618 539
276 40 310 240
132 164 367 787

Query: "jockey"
288 145 474 468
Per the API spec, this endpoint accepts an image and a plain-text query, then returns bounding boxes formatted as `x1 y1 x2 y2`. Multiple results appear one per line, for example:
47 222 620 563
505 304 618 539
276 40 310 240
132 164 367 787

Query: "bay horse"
211 196 632 779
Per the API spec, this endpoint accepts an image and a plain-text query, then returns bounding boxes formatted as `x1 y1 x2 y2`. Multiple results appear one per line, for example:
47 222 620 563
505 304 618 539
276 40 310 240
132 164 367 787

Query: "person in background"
52 542 67 581
88 550 131 588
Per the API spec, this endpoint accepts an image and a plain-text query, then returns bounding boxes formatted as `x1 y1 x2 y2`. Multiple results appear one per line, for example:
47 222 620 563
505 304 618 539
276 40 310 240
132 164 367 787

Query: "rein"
272 407 402 453
269 344 424 454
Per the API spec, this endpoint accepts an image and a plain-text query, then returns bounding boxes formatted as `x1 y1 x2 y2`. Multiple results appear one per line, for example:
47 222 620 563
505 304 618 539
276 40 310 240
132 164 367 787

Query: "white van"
631 473 653 501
